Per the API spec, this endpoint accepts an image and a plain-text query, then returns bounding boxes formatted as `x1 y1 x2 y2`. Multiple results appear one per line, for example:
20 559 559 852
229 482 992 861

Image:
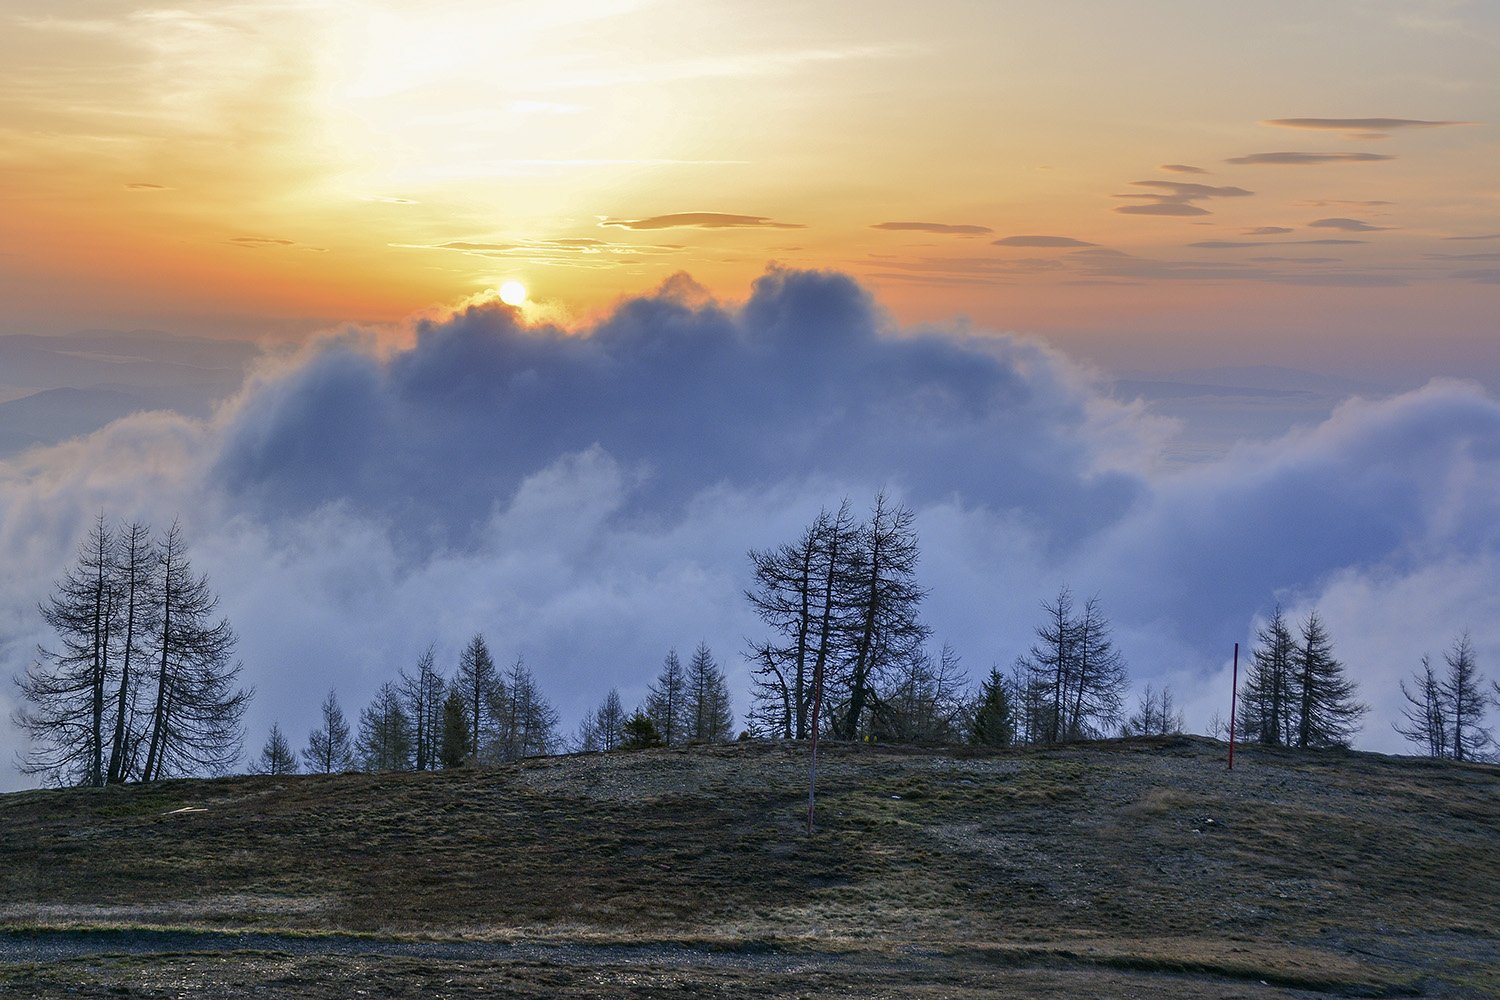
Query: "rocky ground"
1 736 1496 997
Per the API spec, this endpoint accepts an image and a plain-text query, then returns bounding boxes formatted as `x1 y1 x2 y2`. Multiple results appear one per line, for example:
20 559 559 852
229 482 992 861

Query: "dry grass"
1 736 1496 996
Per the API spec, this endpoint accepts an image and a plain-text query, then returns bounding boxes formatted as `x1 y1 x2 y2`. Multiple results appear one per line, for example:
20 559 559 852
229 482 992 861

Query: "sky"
1 1 1499 785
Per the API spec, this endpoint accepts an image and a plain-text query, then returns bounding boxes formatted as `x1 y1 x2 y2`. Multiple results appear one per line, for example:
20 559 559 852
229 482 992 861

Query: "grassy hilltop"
1 736 1496 998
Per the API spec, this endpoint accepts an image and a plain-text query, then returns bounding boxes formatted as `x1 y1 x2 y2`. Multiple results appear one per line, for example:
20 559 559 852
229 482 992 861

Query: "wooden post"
1228 641 1239 770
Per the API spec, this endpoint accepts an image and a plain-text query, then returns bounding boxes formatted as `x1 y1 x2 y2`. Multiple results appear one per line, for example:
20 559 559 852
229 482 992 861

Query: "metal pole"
1228 641 1239 770
806 661 825 836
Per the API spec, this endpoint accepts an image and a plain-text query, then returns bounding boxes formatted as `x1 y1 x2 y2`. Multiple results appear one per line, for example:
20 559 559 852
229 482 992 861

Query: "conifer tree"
1440 632 1492 762
1123 684 1184 737
357 681 413 771
645 649 689 747
303 689 355 773
487 656 558 761
1293 611 1366 748
252 722 299 775
400 644 444 771
1240 605 1296 746
578 689 626 751
621 710 664 750
970 668 1014 747
455 634 496 760
1395 655 1448 758
440 688 470 768
685 642 734 743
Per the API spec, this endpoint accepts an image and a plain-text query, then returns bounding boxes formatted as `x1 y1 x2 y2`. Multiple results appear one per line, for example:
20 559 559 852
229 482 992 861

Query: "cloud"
1308 218 1392 232
1115 203 1212 217
872 222 993 235
229 237 296 248
1225 152 1394 165
992 235 1097 248
599 213 804 230
124 182 170 191
1454 269 1500 284
1 270 1497 788
1189 239 1368 249
1443 233 1500 242
1113 180 1253 217
1243 227 1293 236
398 239 686 261
1262 117 1470 132
1160 164 1208 174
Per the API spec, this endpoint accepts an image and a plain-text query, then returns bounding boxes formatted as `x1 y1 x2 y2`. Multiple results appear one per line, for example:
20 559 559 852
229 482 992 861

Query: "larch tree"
1064 596 1128 740
1240 605 1296 747
303 688 355 773
16 514 118 787
488 656 559 761
455 634 496 760
1395 655 1448 758
578 689 626 751
1021 586 1075 744
873 643 968 743
835 494 930 740
1293 611 1366 748
138 523 248 781
105 522 155 783
645 649 689 747
1439 632 1492 762
357 681 413 772
1122 683 1184 737
252 722 299 775
746 501 859 740
400 644 445 771
685 641 734 743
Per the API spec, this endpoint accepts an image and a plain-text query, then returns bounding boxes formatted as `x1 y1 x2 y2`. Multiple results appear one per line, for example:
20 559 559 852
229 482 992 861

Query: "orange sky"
1 1 1497 374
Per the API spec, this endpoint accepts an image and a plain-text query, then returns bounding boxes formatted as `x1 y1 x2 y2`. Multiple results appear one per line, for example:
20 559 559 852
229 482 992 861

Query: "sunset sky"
3 2 1500 784
3 0 1497 374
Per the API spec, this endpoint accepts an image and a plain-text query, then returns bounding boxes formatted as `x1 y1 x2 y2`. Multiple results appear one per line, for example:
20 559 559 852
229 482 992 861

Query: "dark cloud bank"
3 268 1499 784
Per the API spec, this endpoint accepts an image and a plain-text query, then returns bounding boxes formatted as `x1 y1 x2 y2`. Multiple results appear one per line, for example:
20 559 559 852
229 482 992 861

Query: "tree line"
17 506 1500 787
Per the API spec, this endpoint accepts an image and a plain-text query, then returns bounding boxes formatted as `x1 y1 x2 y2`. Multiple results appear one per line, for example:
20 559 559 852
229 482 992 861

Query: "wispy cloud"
992 235 1097 248
124 182 170 191
1443 233 1500 241
1243 226 1293 236
872 222 993 235
1262 117 1471 132
1160 164 1208 174
1113 180 1253 217
229 236 296 248
600 213 804 230
1189 239 1368 249
1226 152 1394 165
1308 218 1392 232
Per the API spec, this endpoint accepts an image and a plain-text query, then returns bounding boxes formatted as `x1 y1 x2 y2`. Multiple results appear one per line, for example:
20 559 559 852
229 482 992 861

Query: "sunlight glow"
499 280 528 306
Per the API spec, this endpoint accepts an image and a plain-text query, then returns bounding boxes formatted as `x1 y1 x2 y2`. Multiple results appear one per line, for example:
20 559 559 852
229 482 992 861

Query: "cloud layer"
3 269 1499 786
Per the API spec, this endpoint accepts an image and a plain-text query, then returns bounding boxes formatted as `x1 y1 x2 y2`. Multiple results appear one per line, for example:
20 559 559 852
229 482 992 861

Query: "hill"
0 737 1496 997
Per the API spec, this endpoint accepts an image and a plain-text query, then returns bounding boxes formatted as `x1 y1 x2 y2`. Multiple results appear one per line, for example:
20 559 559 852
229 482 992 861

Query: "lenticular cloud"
3 268 1499 786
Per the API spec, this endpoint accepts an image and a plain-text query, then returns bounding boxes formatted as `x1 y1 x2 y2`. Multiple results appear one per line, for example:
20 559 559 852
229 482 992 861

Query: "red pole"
1227 641 1239 771
806 661 825 835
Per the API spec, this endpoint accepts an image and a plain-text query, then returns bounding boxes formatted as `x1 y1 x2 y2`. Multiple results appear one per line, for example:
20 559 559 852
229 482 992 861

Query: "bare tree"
1395 655 1448 758
645 649 689 747
1020 586 1075 744
1240 605 1296 746
1065 596 1128 740
303 688 355 773
685 642 734 743
15 514 118 786
746 502 858 739
1123 683 1184 737
106 522 155 783
455 634 497 760
358 681 413 772
400 644 444 771
488 656 559 761
835 494 930 739
873 643 968 743
577 689 626 751
252 722 299 775
138 523 248 781
1440 633 1492 761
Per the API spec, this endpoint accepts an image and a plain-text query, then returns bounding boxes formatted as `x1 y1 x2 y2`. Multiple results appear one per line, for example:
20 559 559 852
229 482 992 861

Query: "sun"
498 280 527 307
